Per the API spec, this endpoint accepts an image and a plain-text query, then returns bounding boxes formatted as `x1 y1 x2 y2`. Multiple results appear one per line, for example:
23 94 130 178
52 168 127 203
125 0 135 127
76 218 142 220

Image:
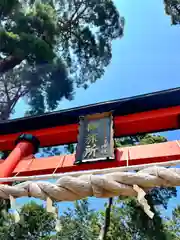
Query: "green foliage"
0 0 19 19
1 1 57 62
164 0 180 25
65 143 75 154
138 134 167 145
0 60 73 119
104 199 132 240
0 201 56 240
115 134 167 148
122 197 170 240
57 199 100 240
149 187 177 209
165 206 180 239
0 0 124 119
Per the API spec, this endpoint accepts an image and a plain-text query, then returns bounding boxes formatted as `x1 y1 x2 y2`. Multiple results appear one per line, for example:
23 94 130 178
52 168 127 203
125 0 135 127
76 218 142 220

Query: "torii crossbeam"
0 87 180 179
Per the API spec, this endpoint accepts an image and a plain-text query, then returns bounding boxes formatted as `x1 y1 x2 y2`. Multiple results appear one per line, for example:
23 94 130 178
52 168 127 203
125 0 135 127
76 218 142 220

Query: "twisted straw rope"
1 166 180 201
2 166 180 222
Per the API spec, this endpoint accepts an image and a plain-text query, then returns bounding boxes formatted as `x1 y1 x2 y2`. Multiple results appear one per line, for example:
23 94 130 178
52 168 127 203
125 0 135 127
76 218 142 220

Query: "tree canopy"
0 0 179 120
0 201 56 240
164 0 180 24
0 0 124 120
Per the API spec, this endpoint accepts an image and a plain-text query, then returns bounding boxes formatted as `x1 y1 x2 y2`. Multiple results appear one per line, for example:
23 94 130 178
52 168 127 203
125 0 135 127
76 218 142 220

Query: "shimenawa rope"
2 165 180 226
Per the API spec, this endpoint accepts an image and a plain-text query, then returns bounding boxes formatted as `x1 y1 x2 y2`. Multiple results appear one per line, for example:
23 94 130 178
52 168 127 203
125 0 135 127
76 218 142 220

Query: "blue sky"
14 0 180 215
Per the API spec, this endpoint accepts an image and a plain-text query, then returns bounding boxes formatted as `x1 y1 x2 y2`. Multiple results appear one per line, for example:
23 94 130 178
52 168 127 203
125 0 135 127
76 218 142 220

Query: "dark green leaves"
0 0 124 118
0 0 19 19
0 201 56 240
164 0 180 25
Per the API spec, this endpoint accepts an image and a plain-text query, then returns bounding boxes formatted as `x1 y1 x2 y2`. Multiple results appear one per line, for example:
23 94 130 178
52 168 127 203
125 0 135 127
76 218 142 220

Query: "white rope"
2 165 180 221
4 158 180 183
0 165 179 201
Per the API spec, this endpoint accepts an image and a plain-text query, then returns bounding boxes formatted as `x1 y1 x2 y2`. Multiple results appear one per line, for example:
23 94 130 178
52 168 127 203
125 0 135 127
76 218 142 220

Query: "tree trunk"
99 198 113 240
0 56 23 73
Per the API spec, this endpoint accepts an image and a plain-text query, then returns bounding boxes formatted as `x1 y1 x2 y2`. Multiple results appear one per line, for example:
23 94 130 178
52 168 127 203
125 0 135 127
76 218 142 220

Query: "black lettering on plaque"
75 112 114 164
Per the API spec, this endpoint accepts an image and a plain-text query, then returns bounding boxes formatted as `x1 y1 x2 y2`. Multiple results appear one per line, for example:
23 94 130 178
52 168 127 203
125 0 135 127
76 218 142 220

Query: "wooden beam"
4 141 179 177
114 105 180 136
0 106 179 151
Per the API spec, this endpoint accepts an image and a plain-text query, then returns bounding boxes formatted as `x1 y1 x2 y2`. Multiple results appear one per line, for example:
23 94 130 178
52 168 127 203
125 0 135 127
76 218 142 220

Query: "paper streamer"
55 219 62 232
133 185 154 219
9 195 20 223
46 197 61 232
46 197 53 213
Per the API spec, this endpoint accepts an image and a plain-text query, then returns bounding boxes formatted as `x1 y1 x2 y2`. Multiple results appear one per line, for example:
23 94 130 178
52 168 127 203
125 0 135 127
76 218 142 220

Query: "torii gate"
0 87 180 220
0 87 179 178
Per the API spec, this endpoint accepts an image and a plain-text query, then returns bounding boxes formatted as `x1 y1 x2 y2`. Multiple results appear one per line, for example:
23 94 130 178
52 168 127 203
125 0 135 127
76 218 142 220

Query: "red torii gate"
0 87 180 179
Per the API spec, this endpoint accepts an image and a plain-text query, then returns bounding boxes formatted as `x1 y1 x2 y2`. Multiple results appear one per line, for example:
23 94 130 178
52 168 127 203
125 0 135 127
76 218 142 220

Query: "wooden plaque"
75 112 114 164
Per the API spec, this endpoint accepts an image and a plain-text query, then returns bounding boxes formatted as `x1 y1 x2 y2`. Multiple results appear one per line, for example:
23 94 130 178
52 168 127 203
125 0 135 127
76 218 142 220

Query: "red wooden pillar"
0 134 40 178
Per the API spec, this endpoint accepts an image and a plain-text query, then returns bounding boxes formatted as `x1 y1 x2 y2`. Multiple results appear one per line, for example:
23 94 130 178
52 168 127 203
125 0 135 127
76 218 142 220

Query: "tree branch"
57 1 88 40
0 56 23 73
3 81 10 103
99 198 113 240
9 87 27 113
70 0 84 23
72 4 88 24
